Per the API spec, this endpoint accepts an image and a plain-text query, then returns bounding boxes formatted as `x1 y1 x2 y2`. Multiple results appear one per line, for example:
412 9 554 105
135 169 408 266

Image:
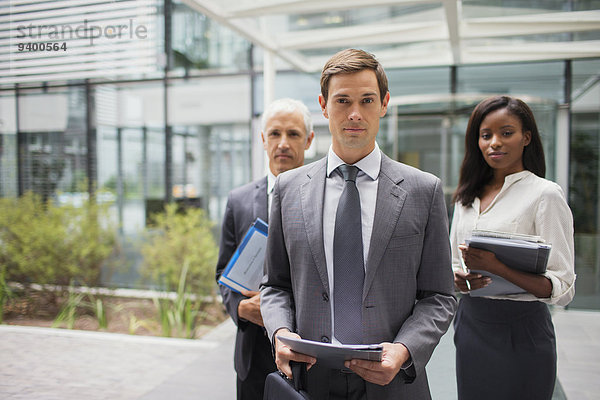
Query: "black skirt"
454 296 556 400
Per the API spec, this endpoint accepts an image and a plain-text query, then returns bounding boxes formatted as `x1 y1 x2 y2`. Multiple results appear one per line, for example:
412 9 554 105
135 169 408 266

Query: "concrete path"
0 321 235 400
554 308 600 400
1 308 598 399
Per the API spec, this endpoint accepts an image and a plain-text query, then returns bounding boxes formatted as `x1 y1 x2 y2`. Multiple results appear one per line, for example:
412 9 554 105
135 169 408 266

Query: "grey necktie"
333 164 364 344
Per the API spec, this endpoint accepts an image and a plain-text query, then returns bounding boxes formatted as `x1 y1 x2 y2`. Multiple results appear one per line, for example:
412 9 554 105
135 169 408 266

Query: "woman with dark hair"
450 96 576 400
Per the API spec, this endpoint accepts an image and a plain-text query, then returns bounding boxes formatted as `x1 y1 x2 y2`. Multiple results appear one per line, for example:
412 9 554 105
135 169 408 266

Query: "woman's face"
478 107 531 175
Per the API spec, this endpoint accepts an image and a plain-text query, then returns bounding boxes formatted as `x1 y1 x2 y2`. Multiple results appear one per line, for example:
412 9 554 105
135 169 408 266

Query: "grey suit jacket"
215 176 275 381
261 153 457 400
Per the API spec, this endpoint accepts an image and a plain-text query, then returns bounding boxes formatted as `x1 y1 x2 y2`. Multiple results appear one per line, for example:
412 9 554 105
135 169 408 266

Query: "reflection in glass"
0 93 17 197
570 59 600 308
17 87 87 203
171 1 250 73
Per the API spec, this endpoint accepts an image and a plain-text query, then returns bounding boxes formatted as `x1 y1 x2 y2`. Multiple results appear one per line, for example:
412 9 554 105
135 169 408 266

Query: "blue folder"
218 218 268 293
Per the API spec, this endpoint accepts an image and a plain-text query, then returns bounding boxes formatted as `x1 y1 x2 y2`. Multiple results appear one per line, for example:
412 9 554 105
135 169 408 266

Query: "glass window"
95 82 165 235
382 104 469 202
170 1 251 74
1 0 163 85
208 124 252 220
253 71 322 115
168 77 252 221
387 67 450 97
0 92 17 197
569 59 600 309
463 0 600 15
170 123 252 222
17 86 87 203
458 62 564 101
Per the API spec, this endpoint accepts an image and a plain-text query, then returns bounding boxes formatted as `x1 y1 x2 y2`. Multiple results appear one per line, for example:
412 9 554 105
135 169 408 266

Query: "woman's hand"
459 245 502 274
454 268 491 292
459 245 553 298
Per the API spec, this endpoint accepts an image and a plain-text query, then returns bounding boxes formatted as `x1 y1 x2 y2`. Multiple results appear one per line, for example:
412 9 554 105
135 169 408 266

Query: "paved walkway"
0 321 236 400
1 308 598 399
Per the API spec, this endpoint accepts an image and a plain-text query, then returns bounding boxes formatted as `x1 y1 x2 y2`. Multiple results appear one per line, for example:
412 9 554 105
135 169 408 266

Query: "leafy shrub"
140 203 218 297
0 192 116 287
0 268 12 324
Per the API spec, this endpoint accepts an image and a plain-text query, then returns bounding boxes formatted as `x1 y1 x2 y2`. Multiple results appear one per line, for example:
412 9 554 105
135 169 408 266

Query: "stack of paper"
277 336 383 370
471 229 546 243
465 230 551 297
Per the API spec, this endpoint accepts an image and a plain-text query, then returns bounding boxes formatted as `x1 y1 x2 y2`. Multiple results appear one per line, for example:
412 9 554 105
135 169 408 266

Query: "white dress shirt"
323 143 381 343
267 170 276 216
449 170 576 306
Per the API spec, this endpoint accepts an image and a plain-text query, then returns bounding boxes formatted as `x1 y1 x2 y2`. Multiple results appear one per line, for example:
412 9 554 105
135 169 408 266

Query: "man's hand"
237 290 263 326
345 342 410 386
274 329 317 379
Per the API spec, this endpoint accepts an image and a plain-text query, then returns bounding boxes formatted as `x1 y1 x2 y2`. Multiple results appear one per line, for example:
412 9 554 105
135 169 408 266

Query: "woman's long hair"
453 96 546 207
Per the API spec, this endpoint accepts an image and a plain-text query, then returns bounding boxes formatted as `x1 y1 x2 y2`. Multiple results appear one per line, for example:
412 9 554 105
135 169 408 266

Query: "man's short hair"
320 48 389 104
261 98 313 138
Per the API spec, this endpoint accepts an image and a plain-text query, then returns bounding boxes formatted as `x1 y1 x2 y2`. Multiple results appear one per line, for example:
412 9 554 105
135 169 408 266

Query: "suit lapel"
300 158 330 293
254 176 269 223
364 154 407 299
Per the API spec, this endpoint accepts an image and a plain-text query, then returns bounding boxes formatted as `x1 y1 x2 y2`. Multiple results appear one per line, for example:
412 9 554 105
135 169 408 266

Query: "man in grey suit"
261 49 457 399
216 98 314 400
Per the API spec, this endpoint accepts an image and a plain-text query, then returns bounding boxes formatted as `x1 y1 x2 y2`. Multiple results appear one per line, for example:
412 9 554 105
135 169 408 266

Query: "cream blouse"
449 170 576 306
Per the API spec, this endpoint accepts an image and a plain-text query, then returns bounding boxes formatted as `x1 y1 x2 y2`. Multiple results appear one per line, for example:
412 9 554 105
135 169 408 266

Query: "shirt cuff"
400 359 416 383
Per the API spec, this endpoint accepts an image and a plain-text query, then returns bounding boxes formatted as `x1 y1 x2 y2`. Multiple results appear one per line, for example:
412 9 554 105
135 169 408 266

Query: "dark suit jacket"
215 176 275 381
261 153 457 400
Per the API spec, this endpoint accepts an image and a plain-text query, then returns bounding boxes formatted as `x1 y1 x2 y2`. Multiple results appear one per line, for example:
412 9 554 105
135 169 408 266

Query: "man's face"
319 69 389 163
262 111 314 176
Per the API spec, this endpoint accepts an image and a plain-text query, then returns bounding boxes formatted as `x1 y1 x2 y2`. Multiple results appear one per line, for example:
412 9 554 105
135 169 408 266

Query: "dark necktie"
333 164 364 344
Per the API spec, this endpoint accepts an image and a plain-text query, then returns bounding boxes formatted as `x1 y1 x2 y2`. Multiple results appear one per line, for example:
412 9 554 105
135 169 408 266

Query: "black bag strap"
290 361 308 392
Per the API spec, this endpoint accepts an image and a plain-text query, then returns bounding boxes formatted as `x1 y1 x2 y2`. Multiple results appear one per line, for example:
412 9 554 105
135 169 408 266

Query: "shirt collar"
499 170 532 193
472 170 533 211
267 170 277 195
326 142 381 180
504 170 531 184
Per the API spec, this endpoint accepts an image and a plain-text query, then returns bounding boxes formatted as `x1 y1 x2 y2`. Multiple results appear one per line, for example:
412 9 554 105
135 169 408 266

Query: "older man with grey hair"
215 98 314 400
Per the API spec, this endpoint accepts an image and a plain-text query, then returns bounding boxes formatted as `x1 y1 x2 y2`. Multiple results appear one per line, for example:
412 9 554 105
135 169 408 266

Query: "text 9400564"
17 42 67 52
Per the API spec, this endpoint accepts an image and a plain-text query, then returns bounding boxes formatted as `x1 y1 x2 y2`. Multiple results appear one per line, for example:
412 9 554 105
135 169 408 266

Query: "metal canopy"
181 0 600 72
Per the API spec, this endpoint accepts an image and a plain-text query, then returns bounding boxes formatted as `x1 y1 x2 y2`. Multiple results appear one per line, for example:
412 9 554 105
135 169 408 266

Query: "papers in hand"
218 218 268 293
471 229 546 243
278 336 383 370
465 230 551 297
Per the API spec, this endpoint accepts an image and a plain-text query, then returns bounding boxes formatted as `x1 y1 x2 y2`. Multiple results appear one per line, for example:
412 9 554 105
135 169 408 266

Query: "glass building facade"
1 1 600 309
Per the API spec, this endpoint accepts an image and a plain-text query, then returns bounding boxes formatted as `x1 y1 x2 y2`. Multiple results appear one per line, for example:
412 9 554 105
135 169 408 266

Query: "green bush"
0 192 116 287
140 203 218 297
0 268 12 324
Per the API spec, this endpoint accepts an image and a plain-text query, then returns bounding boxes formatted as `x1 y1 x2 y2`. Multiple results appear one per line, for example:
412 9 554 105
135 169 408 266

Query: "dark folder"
465 232 551 296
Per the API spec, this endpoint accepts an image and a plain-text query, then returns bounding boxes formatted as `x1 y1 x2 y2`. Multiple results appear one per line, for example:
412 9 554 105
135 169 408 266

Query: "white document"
278 336 383 370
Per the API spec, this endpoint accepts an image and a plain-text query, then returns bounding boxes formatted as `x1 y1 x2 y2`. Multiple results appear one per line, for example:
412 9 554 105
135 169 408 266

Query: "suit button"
322 292 329 302
321 336 330 343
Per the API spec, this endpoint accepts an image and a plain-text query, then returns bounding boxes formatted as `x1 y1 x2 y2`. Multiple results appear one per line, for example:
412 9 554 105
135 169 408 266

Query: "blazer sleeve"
393 178 457 377
215 192 246 327
260 177 296 342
